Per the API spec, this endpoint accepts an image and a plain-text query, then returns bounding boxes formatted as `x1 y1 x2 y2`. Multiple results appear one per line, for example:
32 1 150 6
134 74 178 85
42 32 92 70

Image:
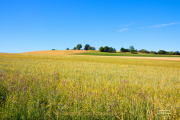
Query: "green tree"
99 46 104 52
73 47 76 50
109 47 113 52
92 47 96 50
84 44 90 50
157 50 166 54
121 47 129 52
113 48 116 52
66 48 69 50
139 49 150 53
120 47 125 52
150 51 157 54
174 51 180 55
129 46 134 51
88 46 93 50
104 46 110 52
76 44 82 50
130 49 137 54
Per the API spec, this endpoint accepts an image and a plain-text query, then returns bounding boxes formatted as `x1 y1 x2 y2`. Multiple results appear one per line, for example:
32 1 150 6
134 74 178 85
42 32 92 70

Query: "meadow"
0 52 180 119
74 51 180 57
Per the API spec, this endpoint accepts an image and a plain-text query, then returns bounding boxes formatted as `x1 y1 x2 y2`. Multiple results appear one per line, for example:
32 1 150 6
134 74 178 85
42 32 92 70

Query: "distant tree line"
66 44 180 55
66 44 96 51
99 46 116 52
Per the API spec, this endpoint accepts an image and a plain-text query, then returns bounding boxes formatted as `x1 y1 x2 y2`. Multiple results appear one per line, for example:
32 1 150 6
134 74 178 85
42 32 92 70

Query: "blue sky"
0 0 180 53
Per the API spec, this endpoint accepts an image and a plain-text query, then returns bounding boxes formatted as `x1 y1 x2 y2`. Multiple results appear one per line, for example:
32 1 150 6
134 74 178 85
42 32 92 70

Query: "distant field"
74 51 180 57
0 52 180 119
22 50 87 55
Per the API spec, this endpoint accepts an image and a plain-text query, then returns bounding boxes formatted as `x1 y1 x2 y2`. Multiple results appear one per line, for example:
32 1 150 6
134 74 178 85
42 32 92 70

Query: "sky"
0 0 180 53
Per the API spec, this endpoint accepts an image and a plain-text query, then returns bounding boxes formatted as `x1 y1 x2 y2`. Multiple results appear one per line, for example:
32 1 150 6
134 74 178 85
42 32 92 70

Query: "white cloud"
142 22 179 28
119 28 129 32
125 22 135 26
118 22 135 27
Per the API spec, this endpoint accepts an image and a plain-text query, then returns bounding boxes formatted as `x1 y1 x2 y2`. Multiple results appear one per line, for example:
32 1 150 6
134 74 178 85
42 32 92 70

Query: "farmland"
74 51 180 57
0 52 180 119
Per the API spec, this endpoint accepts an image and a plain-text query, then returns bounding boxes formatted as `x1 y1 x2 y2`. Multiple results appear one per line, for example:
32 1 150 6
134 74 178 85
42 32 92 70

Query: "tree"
121 47 125 52
76 44 82 50
73 47 76 50
92 47 96 50
88 46 93 50
99 46 104 52
174 51 180 55
139 49 150 53
129 46 134 51
130 49 137 54
109 47 113 52
150 51 157 54
157 50 167 54
169 51 175 55
113 48 116 52
66 48 69 50
104 46 110 52
121 47 129 52
84 44 90 50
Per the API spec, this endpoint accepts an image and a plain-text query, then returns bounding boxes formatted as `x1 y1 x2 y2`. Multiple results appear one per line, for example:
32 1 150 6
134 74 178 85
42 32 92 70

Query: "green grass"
74 51 180 57
0 53 180 119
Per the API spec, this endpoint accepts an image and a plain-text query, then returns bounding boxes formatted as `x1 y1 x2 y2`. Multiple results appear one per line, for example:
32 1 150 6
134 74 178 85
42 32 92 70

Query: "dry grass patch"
21 50 87 55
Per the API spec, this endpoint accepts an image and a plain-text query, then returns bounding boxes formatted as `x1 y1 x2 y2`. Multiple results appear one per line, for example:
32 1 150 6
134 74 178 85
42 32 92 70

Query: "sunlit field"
0 53 180 119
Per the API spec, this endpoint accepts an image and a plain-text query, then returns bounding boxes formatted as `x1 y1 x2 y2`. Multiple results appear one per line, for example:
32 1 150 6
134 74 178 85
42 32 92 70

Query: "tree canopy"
99 46 104 52
76 44 82 50
84 44 90 50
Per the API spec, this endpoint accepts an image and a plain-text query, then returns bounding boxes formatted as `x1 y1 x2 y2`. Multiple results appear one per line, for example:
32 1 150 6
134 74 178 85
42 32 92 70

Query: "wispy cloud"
125 22 135 26
142 22 179 28
118 22 135 27
119 28 129 32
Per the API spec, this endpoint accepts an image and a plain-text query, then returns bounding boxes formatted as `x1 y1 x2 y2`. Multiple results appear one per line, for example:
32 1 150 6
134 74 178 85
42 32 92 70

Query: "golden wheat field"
0 52 180 119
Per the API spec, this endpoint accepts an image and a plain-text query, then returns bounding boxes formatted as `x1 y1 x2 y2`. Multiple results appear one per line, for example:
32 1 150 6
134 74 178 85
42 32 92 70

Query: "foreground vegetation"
74 51 180 57
0 53 180 119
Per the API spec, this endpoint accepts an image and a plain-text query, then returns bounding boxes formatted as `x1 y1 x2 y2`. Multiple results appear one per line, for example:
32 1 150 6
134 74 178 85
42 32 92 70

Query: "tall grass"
0 53 180 119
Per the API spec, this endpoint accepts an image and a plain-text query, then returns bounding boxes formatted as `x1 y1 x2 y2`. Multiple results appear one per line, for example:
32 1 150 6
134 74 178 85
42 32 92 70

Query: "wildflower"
32 77 36 80
3 96 6 99
122 80 127 83
21 79 25 83
25 108 27 110
59 104 60 105
54 72 57 75
113 101 116 106
72 90 75 93
23 87 27 91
